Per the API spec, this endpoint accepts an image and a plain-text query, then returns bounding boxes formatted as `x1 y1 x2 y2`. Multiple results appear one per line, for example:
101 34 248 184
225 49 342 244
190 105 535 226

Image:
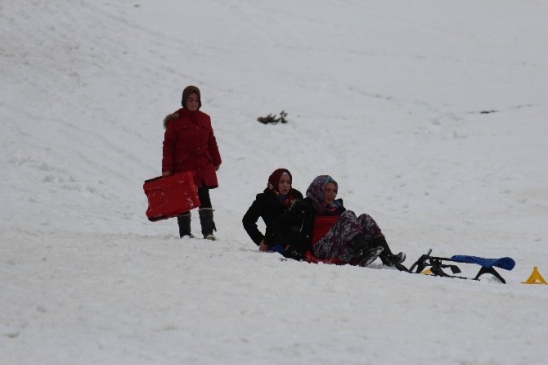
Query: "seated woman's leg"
313 210 363 263
356 213 383 241
357 213 406 266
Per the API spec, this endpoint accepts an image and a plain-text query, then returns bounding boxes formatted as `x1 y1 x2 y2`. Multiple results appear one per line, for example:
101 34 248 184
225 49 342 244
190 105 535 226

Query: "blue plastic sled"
450 255 516 271
405 250 516 284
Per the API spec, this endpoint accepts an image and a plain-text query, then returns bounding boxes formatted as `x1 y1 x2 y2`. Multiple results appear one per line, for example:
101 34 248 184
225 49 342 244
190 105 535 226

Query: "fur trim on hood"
163 113 179 129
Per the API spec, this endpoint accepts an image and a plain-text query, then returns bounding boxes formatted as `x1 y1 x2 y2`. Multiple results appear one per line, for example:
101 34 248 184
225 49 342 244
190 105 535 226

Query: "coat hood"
181 85 202 109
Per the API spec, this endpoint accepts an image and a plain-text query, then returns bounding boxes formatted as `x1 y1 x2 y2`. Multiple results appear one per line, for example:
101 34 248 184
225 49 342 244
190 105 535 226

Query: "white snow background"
2 1 548 364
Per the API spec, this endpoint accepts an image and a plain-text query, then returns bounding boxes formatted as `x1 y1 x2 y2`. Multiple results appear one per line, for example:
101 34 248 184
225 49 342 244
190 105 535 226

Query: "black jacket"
242 188 304 246
267 197 345 255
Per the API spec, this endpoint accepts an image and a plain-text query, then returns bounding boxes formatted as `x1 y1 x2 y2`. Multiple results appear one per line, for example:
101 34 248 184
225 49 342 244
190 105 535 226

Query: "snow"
1 0 548 364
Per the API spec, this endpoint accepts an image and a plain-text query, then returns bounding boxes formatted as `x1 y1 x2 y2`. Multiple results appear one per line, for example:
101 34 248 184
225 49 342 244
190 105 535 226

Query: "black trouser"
197 186 212 209
180 186 212 214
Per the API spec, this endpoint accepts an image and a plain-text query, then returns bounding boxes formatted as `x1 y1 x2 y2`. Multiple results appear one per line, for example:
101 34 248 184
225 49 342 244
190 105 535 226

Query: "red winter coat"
162 108 222 188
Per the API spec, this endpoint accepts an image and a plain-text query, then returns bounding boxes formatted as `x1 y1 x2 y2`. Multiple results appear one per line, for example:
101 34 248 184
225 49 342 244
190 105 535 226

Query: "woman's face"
278 173 291 195
324 182 337 205
186 93 200 111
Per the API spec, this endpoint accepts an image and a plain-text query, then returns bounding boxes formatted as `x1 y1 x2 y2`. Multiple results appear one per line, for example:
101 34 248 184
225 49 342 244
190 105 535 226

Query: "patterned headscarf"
267 168 296 207
306 175 342 214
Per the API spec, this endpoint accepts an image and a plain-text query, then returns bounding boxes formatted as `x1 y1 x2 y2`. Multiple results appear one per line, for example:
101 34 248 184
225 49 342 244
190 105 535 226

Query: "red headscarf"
267 168 296 207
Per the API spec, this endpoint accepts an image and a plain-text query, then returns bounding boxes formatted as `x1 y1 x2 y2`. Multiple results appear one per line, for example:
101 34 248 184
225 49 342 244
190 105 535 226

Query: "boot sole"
359 247 384 267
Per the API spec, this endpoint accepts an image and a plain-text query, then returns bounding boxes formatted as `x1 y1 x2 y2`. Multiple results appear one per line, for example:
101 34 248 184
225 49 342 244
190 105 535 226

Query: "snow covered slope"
2 1 548 364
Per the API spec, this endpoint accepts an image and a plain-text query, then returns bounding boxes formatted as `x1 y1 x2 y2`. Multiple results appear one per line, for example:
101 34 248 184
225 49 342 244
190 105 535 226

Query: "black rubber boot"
350 233 383 267
349 233 368 254
177 213 194 238
372 235 406 266
199 208 217 240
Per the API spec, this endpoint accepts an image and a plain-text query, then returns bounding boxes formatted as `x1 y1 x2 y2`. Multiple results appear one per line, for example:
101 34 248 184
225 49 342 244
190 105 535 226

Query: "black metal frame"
399 249 508 284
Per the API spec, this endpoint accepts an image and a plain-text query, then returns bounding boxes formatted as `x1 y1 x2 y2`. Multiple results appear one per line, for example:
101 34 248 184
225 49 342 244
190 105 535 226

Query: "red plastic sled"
303 251 344 265
303 251 362 266
143 171 200 222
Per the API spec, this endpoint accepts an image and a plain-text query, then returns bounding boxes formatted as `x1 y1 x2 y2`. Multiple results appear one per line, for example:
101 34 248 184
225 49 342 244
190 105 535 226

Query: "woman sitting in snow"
242 168 303 255
268 175 406 267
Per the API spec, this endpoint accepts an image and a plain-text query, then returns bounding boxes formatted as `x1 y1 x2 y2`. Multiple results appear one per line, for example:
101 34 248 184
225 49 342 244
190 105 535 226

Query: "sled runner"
403 249 516 284
143 171 200 221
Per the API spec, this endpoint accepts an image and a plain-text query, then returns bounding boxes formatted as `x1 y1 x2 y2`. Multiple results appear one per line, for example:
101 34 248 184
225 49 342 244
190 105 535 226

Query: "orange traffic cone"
522 267 548 285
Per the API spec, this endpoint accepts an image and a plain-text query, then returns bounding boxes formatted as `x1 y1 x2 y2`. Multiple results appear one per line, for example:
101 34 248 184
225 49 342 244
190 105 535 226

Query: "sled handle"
408 249 433 273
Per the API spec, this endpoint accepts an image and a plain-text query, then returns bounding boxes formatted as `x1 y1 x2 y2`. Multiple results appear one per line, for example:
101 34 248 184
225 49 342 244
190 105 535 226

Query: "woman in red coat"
162 85 222 240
